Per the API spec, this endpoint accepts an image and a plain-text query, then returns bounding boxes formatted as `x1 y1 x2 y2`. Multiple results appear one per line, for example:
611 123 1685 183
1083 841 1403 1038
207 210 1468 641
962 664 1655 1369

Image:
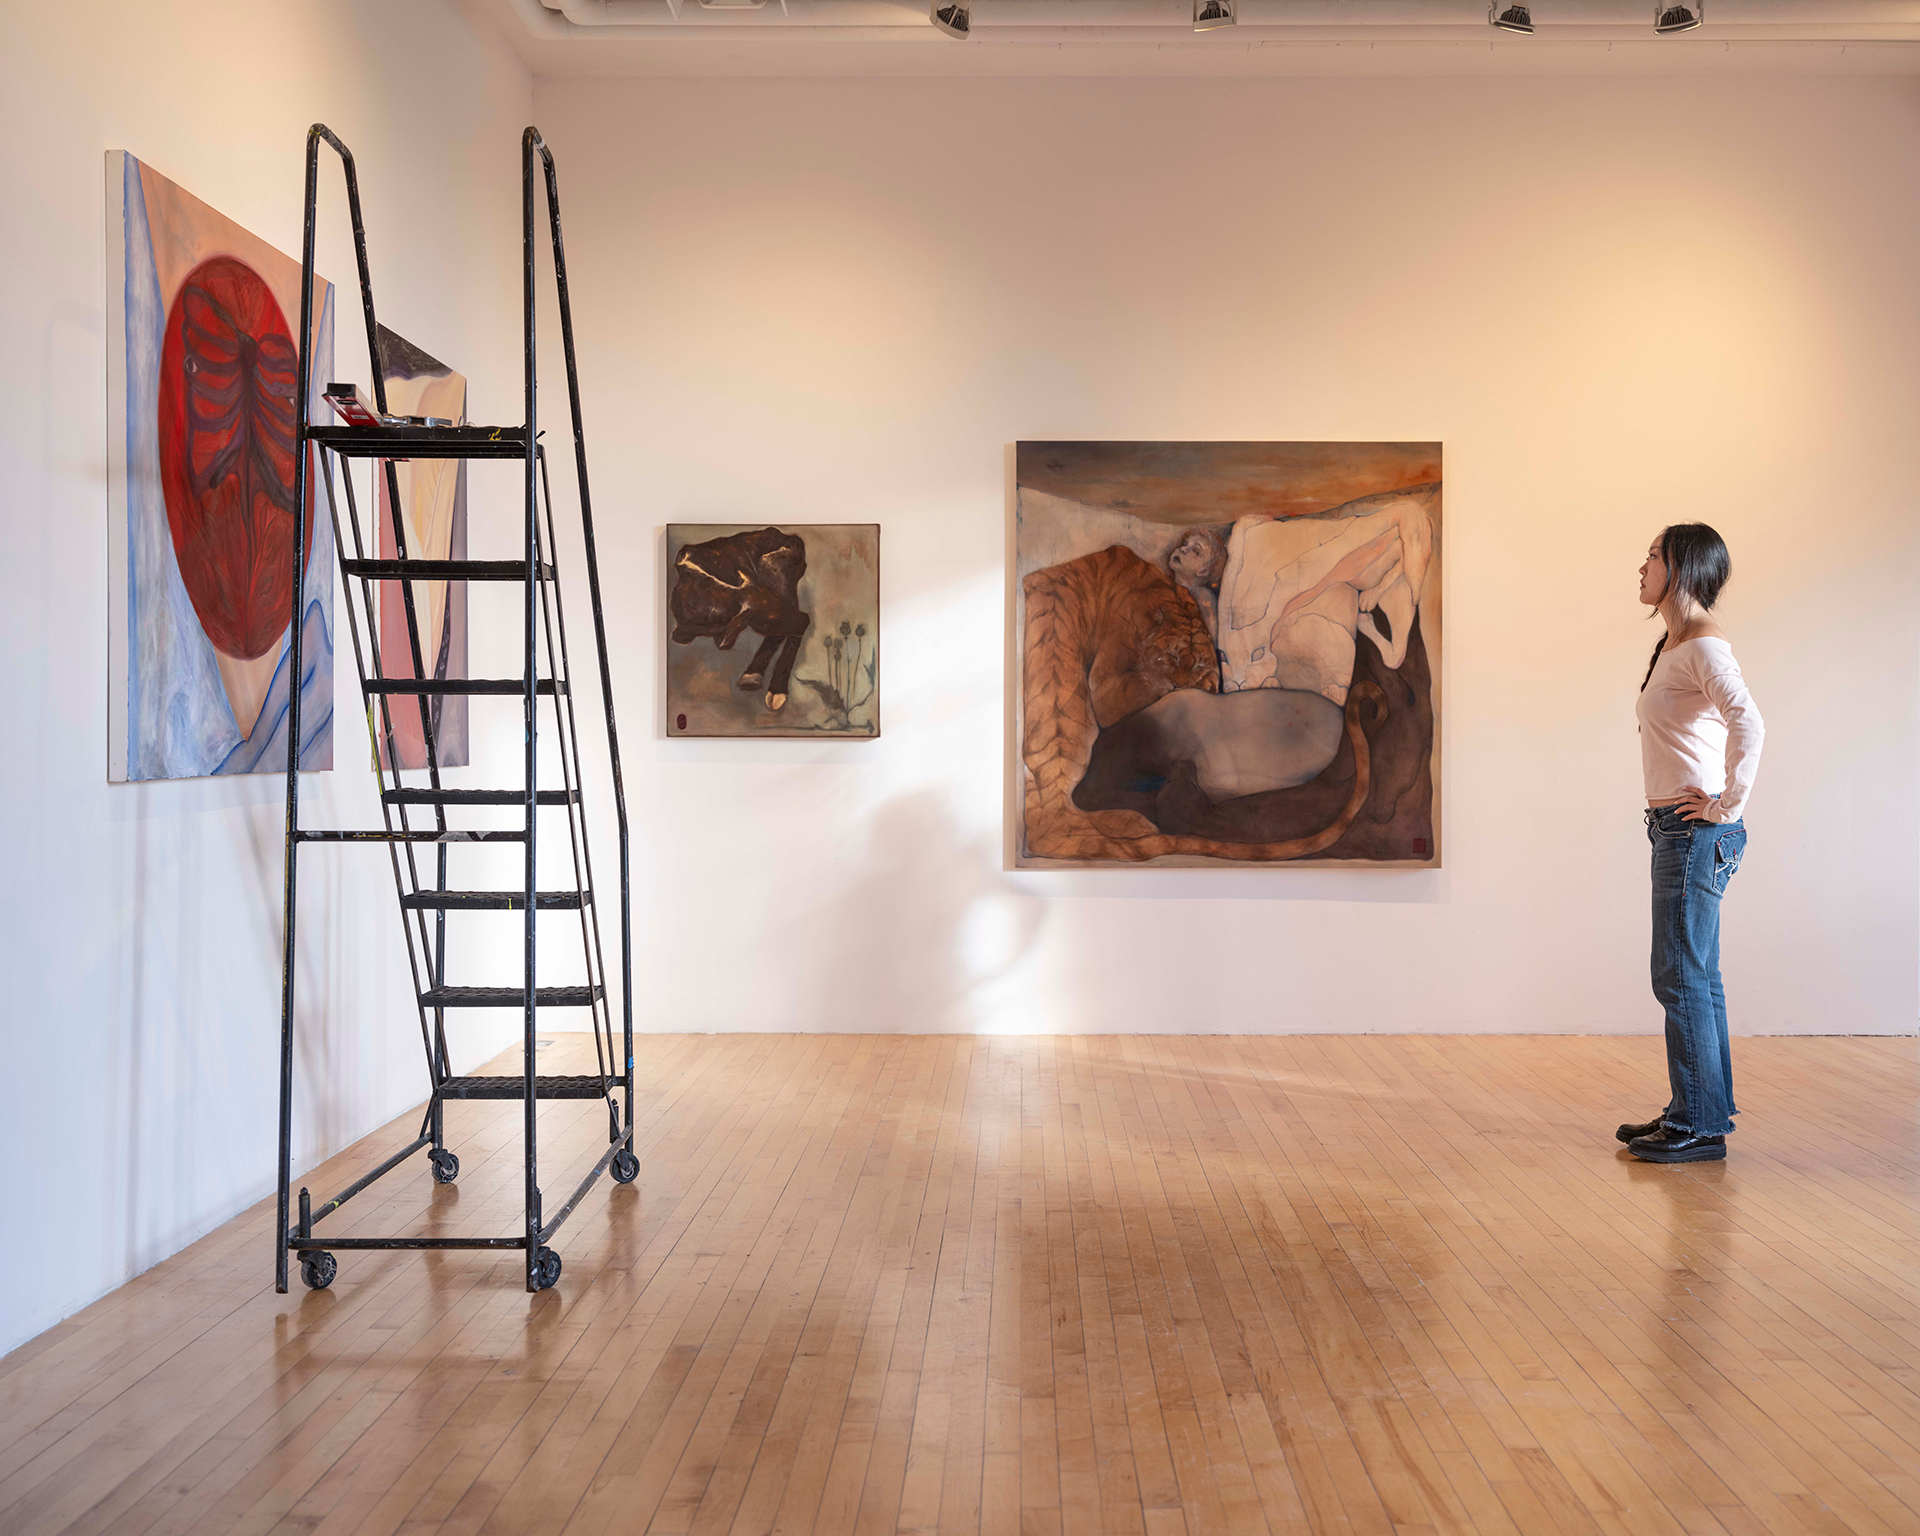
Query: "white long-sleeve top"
1635 636 1765 824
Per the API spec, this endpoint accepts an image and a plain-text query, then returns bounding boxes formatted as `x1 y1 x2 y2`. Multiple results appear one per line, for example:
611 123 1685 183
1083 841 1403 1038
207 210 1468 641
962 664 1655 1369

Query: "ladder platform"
382 788 577 806
365 678 568 696
297 829 526 843
438 1074 611 1100
401 889 588 911
420 984 603 1008
310 423 531 459
340 559 554 581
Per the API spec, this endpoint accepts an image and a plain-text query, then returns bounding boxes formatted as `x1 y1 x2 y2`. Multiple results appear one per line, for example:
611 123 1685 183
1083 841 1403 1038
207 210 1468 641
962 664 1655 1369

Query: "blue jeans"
1646 804 1747 1137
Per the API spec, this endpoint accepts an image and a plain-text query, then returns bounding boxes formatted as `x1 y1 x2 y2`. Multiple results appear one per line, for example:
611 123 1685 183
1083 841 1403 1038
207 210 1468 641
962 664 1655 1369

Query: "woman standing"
1619 524 1765 1163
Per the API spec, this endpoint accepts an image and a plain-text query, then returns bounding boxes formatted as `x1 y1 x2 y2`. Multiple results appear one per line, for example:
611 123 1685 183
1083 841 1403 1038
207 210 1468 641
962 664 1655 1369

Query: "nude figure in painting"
1219 489 1435 705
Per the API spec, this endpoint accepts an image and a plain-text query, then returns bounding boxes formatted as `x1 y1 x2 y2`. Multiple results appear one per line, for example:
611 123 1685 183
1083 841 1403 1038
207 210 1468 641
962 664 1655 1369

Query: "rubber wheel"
300 1251 338 1290
611 1149 639 1185
430 1148 460 1185
531 1246 563 1292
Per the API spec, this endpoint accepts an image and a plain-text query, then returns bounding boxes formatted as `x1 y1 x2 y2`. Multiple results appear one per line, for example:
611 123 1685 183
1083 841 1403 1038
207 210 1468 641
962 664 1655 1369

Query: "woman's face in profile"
1639 537 1668 607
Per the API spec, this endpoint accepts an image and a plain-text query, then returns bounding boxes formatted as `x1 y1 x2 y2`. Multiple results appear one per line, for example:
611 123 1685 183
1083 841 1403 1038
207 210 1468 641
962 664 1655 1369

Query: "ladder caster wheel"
300 1251 337 1291
611 1149 639 1185
430 1149 460 1184
531 1246 563 1292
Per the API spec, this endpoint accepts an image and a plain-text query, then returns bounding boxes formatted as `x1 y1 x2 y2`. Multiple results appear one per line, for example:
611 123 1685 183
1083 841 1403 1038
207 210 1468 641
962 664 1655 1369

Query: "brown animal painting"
670 527 811 710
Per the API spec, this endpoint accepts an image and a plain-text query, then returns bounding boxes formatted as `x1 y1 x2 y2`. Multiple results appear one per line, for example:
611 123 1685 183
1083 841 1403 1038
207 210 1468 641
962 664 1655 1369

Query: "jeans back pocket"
1712 830 1747 892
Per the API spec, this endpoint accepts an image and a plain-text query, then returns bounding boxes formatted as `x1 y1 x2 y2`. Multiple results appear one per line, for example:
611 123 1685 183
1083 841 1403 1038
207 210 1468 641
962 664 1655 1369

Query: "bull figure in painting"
669 527 812 710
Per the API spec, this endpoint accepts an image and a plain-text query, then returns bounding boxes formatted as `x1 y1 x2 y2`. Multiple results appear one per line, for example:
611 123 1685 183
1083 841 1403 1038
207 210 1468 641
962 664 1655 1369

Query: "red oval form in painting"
157 255 310 661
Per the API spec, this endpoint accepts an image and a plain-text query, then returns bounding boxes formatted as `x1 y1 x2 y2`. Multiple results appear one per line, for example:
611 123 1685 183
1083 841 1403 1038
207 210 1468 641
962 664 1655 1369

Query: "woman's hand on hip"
1676 785 1715 821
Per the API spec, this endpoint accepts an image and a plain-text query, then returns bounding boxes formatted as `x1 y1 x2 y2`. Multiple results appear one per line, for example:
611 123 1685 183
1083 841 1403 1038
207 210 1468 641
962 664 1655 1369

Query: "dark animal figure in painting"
670 528 812 710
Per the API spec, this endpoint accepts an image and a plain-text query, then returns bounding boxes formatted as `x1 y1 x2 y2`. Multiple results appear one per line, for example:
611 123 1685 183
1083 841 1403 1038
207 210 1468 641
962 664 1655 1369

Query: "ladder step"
383 788 577 806
365 678 567 696
420 984 603 1008
310 423 531 459
438 1074 611 1100
401 889 588 911
340 559 554 581
297 829 526 843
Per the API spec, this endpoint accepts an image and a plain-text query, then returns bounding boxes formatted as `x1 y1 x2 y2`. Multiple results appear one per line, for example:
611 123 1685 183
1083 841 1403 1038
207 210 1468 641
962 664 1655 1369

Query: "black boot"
1615 1116 1665 1144
1628 1127 1726 1163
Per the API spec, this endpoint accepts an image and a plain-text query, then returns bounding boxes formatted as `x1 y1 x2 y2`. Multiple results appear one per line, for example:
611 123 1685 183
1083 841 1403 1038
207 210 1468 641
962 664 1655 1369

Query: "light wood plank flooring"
2 1034 1917 1536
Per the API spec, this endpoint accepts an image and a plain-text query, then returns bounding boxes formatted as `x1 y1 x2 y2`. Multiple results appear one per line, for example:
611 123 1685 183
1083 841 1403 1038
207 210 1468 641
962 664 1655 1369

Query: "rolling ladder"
276 124 633 1294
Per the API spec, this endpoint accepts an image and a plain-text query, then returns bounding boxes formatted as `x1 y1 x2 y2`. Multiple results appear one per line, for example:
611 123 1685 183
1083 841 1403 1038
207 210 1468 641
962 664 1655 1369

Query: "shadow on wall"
101 778 358 1286
802 788 1044 1032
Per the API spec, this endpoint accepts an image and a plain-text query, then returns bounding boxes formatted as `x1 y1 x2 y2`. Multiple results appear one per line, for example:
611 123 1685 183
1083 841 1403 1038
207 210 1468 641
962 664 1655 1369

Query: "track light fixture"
1489 3 1533 34
1654 1 1703 32
930 0 969 38
1193 0 1234 32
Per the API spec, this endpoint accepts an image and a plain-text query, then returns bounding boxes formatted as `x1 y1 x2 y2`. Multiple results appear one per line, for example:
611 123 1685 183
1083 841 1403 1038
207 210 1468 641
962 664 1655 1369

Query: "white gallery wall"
529 72 1920 1040
0 3 532 1355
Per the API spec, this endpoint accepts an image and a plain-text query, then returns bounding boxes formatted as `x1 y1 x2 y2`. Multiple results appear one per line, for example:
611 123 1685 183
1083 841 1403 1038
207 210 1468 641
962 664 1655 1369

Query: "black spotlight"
1655 2 1703 32
1193 0 1234 32
931 0 970 38
1489 3 1534 34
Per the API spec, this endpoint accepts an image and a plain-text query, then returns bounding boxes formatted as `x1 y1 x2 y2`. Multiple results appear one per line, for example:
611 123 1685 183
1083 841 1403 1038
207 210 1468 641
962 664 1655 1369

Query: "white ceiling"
470 0 1920 76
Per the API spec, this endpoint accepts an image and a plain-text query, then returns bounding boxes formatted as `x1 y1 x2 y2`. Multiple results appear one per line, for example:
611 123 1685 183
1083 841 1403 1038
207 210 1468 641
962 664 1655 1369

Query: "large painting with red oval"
108 153 333 781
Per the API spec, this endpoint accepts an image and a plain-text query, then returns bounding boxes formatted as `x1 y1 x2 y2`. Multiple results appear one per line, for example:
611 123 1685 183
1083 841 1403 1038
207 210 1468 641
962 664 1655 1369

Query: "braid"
1640 632 1667 693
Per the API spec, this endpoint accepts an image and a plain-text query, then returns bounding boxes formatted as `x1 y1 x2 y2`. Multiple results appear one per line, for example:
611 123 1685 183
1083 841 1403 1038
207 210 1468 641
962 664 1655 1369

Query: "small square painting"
666 524 880 738
1015 442 1441 868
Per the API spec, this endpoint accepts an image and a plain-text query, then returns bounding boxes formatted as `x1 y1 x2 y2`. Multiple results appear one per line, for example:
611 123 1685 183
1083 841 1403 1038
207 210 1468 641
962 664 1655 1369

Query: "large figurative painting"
666 524 879 738
1015 442 1441 867
107 152 335 781
374 326 467 769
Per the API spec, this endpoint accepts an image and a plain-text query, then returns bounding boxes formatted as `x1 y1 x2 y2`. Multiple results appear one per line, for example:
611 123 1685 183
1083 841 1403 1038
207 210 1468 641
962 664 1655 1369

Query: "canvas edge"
1426 456 1444 869
1007 441 1445 872
295 278 337 775
1003 446 1023 872
106 151 132 783
662 522 882 741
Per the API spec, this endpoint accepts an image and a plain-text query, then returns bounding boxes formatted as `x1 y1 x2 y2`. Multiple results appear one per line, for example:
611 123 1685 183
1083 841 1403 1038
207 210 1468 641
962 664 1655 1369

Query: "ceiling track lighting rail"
513 0 1915 47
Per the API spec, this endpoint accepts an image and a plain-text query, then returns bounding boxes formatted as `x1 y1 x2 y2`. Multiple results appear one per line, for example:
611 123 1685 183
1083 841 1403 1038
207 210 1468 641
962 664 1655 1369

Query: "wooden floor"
3 1035 1917 1536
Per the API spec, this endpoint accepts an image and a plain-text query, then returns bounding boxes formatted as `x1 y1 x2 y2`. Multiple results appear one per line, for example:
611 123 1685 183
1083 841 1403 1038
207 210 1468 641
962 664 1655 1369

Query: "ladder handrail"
285 124 457 1294
520 130 542 1279
525 129 634 1121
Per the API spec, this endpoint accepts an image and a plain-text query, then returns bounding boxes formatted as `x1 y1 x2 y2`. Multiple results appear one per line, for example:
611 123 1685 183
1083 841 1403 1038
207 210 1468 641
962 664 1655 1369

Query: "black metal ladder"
276 125 633 1295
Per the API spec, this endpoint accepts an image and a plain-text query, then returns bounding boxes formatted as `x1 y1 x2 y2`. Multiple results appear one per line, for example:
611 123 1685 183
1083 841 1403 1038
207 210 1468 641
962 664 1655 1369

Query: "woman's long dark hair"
1641 522 1732 691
